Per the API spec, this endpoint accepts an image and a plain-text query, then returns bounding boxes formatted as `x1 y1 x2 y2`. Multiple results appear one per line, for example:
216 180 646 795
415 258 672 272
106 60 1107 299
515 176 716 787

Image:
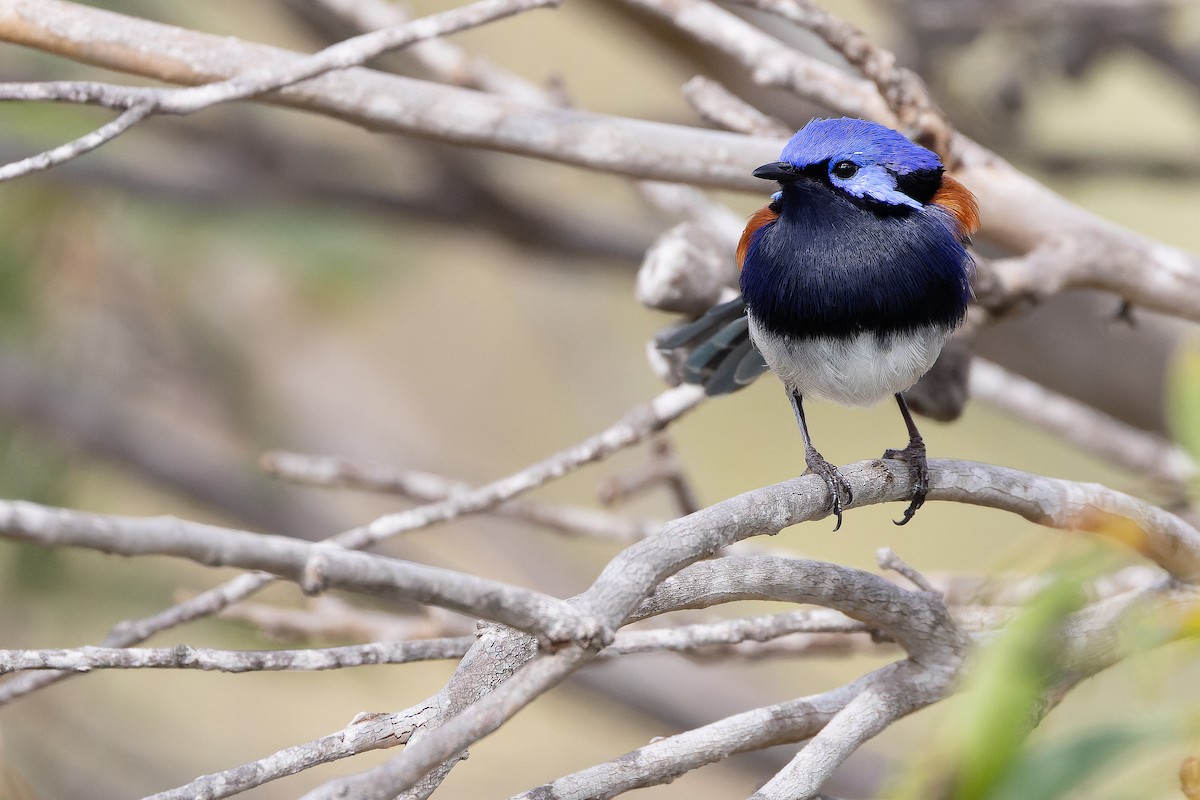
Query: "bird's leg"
884 392 928 526
789 391 853 531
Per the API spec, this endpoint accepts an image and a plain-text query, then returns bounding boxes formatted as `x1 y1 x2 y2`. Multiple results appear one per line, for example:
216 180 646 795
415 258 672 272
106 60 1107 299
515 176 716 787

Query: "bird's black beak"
752 161 799 181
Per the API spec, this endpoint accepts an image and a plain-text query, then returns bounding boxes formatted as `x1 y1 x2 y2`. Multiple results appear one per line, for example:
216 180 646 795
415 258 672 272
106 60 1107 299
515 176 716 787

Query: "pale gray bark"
0 2 1195 798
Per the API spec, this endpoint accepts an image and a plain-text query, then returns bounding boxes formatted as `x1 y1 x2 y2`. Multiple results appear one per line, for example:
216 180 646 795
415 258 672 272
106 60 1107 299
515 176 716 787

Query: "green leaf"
950 567 1092 800
988 725 1166 800
1168 344 1200 461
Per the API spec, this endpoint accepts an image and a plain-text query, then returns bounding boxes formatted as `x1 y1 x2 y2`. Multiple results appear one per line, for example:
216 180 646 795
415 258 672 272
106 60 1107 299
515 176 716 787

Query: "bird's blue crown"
780 117 942 175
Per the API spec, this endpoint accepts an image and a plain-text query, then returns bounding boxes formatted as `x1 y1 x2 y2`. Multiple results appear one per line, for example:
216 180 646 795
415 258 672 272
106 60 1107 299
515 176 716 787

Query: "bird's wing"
655 297 768 396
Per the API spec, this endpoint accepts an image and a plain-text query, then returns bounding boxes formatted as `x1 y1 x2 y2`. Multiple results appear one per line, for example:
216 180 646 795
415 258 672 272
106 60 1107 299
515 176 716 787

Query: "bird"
658 117 978 529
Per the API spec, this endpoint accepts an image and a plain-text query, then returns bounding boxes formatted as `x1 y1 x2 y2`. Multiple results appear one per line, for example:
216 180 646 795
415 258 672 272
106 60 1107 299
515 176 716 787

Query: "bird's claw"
883 441 928 526
804 450 853 531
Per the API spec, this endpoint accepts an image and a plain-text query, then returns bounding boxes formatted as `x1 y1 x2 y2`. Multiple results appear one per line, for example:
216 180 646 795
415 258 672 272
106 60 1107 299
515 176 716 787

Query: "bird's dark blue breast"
740 180 972 339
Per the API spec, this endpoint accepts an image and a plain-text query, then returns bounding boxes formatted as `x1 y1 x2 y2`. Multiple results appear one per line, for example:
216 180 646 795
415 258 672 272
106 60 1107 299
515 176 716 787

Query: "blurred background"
0 1 1198 798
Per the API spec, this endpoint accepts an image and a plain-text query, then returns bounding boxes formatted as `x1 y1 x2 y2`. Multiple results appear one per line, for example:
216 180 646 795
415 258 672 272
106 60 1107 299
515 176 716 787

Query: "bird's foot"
804 448 853 532
883 440 928 526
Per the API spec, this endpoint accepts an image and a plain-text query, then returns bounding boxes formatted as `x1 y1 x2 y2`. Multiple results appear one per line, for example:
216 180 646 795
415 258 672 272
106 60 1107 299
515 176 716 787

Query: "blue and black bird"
659 117 978 528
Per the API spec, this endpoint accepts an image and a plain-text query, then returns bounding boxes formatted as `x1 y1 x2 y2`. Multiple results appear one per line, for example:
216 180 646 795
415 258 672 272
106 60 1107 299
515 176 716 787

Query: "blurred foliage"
0 428 75 595
890 551 1184 800
1169 343 1200 463
985 726 1170 800
950 565 1093 799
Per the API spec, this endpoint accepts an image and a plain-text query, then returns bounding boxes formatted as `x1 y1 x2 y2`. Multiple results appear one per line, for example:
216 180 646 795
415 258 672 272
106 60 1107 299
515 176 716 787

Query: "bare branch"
681 75 790 138
970 357 1197 491
609 609 874 656
144 0 558 115
301 456 1195 798
0 0 557 179
510 667 886 800
144 701 441 800
613 0 892 123
114 609 875 800
750 663 947 800
262 450 655 542
634 215 740 315
0 0 774 188
0 639 475 675
237 457 1200 795
516 579 1197 800
932 460 1200 581
285 0 552 103
5 1 1199 323
306 644 593 800
0 385 699 705
0 500 608 646
631 555 965 659
0 571 274 705
957 152 1200 320
295 0 748 257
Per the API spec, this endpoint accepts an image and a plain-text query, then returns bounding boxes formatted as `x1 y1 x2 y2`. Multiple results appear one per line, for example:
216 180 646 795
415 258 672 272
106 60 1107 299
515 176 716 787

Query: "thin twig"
329 385 704 550
0 0 557 180
289 0 552 103
0 101 154 180
143 700 442 800
0 640 475 674
877 547 938 594
597 437 700 516
261 451 655 542
0 610 877 676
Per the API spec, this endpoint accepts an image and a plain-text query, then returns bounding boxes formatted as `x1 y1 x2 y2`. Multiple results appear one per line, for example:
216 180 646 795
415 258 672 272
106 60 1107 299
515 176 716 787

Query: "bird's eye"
831 160 858 179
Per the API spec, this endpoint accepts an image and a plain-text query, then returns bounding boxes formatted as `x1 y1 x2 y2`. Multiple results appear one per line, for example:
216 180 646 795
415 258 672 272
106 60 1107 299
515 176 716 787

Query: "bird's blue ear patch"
829 161 923 210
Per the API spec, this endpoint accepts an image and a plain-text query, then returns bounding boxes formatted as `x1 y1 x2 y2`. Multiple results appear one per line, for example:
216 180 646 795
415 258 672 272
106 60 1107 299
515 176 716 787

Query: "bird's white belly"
748 316 949 407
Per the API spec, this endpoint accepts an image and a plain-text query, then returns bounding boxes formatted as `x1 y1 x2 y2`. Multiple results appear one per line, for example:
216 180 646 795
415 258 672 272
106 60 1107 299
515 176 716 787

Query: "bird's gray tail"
655 297 768 396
